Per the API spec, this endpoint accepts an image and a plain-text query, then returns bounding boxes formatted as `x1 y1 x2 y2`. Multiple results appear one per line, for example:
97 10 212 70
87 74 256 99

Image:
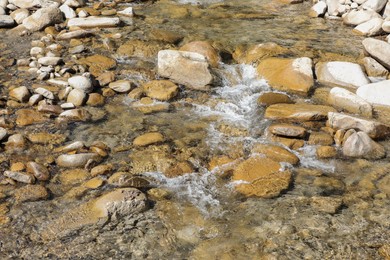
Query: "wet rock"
271 136 305 149
9 86 30 102
343 9 381 26
233 42 288 64
311 196 343 214
269 123 306 138
379 244 390 259
16 109 48 126
22 7 63 32
0 127 7 141
158 50 213 91
96 71 115 86
129 145 174 174
78 54 117 77
67 16 120 28
315 61 370 89
342 131 386 159
56 153 100 168
316 146 337 158
57 168 89 185
55 141 85 153
108 172 150 188
37 101 63 115
313 176 345 195
14 185 49 203
252 143 299 165
4 171 34 184
361 57 389 78
41 188 147 240
109 80 132 93
165 161 194 178
143 80 178 101
83 177 104 189
327 112 390 139
0 15 14 27
67 88 86 106
265 103 336 122
37 57 62 66
362 38 390 70
309 1 327 17
149 29 183 44
56 29 92 40
68 75 93 93
26 162 50 181
60 4 77 19
357 80 390 107
10 8 29 24
377 174 390 196
132 97 170 114
133 132 164 147
308 132 334 145
90 164 114 177
179 41 220 67
27 133 66 145
86 93 105 106
257 57 314 96
232 156 292 198
208 156 241 178
329 87 373 117
257 92 293 106
353 18 383 37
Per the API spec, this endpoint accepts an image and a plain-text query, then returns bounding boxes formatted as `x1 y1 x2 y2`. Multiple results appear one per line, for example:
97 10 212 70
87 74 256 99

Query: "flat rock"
252 144 300 165
269 123 306 138
149 29 183 44
327 112 390 139
316 146 337 159
357 80 390 107
343 9 381 26
158 50 213 91
328 87 372 117
143 80 178 101
16 109 48 126
56 153 100 168
257 57 314 96
316 61 370 89
362 0 387 12
78 54 117 77
257 92 293 106
38 57 62 66
132 97 170 114
233 42 288 64
265 103 336 122
342 131 385 159
232 156 292 198
133 132 164 147
311 196 343 214
22 7 63 32
362 38 390 70
14 185 49 203
67 16 120 28
56 29 92 40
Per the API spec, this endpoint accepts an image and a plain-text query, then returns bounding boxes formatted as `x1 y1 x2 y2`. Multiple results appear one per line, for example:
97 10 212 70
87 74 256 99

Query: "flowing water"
0 0 389 259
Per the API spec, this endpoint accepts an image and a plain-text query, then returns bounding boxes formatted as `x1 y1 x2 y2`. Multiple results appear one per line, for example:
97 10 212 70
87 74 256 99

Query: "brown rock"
133 132 164 147
232 156 292 198
233 42 288 64
117 40 162 59
271 135 305 150
107 172 150 188
86 93 105 106
90 164 114 177
27 133 66 145
78 54 117 76
143 80 179 101
83 177 104 189
180 41 220 67
208 156 240 178
257 92 293 106
165 161 194 178
57 169 89 185
26 162 50 181
308 132 334 146
269 123 306 138
149 29 183 44
9 86 30 102
252 144 299 165
14 185 49 203
10 162 25 172
316 146 337 159
16 109 48 126
311 196 343 214
265 104 336 122
96 71 115 86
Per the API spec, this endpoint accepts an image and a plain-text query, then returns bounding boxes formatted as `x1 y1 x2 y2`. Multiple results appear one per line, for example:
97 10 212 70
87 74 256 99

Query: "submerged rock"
268 123 306 138
252 144 300 165
257 92 293 106
342 131 386 159
142 80 178 101
179 41 220 68
133 132 164 147
265 103 336 122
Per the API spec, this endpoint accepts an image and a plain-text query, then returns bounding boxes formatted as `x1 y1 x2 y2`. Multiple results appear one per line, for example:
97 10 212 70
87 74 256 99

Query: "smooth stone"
67 88 86 106
14 185 49 203
64 0 85 8
308 132 334 146
60 4 77 19
107 172 150 188
78 54 117 76
90 164 114 177
117 7 133 16
67 16 120 28
232 156 292 198
362 0 387 12
384 1 390 19
59 109 91 121
26 162 50 181
353 18 383 37
56 153 100 168
38 57 62 66
362 38 390 70
316 146 337 159
269 124 306 138
109 80 132 93
158 50 213 91
35 87 55 99
342 132 385 159
233 42 288 64
0 127 7 141
22 7 63 32
311 196 343 214
257 92 293 106
0 15 14 27
328 87 372 118
257 57 314 96
133 132 164 147
96 71 115 86
132 97 170 114
9 86 30 102
55 141 85 153
327 112 390 139
47 78 69 87
316 61 370 89
309 1 327 17
8 0 41 9
86 93 105 106
179 41 220 67
357 80 390 107
30 46 44 56
343 9 381 26
327 0 340 16
4 171 34 184
265 103 336 122
252 144 300 165
68 75 93 93
142 80 178 101
361 57 389 78
10 8 29 24
56 29 92 40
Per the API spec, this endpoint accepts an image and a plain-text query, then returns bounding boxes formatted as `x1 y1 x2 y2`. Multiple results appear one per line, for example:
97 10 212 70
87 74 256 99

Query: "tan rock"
149 29 183 44
4 171 34 184
56 153 100 168
83 177 104 189
257 57 314 96
67 89 87 106
342 131 386 160
269 123 306 138
143 80 179 101
334 129 345 146
10 162 25 172
16 109 48 126
271 135 305 150
233 42 288 64
308 132 334 146
27 133 66 145
86 93 105 106
91 164 114 177
96 71 115 86
57 169 89 185
257 92 293 106
208 156 240 178
14 185 49 203
379 244 390 259
316 146 337 159
180 41 220 67
78 54 117 76
59 109 91 122
117 40 162 59
377 174 390 196
265 103 336 122
164 161 194 178
9 86 30 102
26 162 50 181
132 97 170 114
311 196 343 214
232 156 292 198
109 80 133 93
252 144 299 165
107 172 150 188
133 132 164 147
327 87 372 118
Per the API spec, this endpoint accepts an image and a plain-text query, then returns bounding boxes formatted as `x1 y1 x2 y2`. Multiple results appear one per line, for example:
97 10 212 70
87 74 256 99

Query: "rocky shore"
0 0 390 258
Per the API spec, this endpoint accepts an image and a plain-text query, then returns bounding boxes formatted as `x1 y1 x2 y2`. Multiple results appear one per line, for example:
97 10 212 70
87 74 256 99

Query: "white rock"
68 75 93 93
47 78 69 87
362 0 387 12
357 80 390 107
38 56 62 66
61 102 75 109
67 88 86 106
60 4 77 19
362 38 390 70
343 9 381 26
0 7 5 15
382 20 390 33
56 153 99 168
77 10 88 18
117 7 133 16
35 87 55 99
158 50 213 90
326 0 340 16
383 1 390 19
4 171 34 184
67 16 120 28
22 7 63 32
328 87 372 117
9 86 30 102
0 15 14 27
56 29 92 40
0 0 7 8
316 61 370 89
28 94 43 106
63 0 85 8
350 2 358 8
57 141 85 153
8 0 41 9
10 8 29 24
327 112 390 139
353 18 383 36
361 57 389 78
0 127 7 141
342 131 385 159
109 80 132 93
30 46 45 56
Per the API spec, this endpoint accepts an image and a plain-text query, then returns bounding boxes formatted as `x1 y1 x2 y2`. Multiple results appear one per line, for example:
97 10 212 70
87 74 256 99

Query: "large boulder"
257 57 314 96
327 112 390 139
362 38 390 70
179 41 220 68
357 80 390 107
265 103 336 122
328 87 372 118
22 7 63 32
343 10 381 26
353 18 383 37
232 156 292 198
315 61 370 89
342 131 385 159
158 50 214 90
